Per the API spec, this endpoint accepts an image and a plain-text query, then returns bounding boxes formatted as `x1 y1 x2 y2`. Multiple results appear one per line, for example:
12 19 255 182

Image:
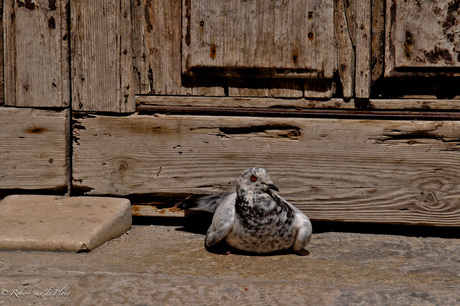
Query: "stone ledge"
0 195 131 252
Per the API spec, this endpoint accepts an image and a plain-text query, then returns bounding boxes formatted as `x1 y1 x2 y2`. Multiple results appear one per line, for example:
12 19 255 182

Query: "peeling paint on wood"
385 0 460 77
73 113 460 226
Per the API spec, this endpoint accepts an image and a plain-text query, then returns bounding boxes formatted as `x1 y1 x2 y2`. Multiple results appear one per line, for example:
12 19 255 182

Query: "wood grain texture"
137 96 354 109
73 113 460 226
0 107 68 190
304 79 333 99
131 0 224 96
71 0 135 112
228 79 304 98
371 0 385 83
355 0 371 98
183 0 335 78
0 0 3 106
335 0 355 98
137 96 460 111
4 0 69 107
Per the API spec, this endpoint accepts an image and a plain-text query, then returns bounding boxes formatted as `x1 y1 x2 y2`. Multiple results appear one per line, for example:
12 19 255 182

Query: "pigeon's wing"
205 193 237 247
292 210 312 252
272 192 312 252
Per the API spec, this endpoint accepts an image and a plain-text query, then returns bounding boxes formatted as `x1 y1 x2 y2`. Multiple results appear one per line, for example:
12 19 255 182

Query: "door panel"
385 0 460 77
182 0 335 79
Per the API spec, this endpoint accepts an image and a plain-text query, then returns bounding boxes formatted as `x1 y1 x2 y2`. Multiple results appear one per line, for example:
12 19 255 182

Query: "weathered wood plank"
74 113 460 226
137 96 460 111
0 0 4 106
228 79 304 98
371 0 385 83
0 107 69 191
335 0 355 98
4 0 69 107
355 0 371 98
304 80 333 99
368 99 460 111
131 0 224 96
183 0 335 79
71 0 135 112
137 96 353 109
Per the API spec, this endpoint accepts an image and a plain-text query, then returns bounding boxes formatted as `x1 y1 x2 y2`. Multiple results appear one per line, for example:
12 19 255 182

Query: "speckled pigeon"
183 167 312 254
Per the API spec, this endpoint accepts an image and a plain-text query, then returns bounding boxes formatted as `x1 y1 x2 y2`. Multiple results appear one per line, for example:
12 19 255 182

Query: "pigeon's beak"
266 182 279 192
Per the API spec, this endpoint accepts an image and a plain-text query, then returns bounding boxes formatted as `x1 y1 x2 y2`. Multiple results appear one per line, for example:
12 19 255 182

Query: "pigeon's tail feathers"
179 193 233 214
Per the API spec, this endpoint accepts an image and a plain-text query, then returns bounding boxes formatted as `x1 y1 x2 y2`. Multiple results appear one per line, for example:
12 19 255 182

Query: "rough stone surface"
0 195 132 252
0 224 458 305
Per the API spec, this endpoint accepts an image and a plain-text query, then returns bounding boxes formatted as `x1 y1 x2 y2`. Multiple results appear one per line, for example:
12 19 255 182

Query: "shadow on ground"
133 215 460 239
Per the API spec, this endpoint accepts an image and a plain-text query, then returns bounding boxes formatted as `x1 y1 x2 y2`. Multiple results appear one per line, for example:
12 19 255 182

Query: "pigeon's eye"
250 175 257 182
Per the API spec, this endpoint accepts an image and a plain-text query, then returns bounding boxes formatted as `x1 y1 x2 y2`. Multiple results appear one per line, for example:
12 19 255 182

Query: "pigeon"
182 167 312 254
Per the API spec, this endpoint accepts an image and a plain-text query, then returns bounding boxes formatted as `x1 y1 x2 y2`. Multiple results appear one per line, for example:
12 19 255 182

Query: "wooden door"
371 0 460 100
2 0 460 226
133 0 347 99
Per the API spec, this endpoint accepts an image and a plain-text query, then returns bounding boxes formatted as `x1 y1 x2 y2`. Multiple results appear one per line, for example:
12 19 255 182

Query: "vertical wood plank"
132 0 224 96
335 0 355 98
71 0 135 112
4 0 69 108
371 0 385 84
355 0 371 99
0 0 3 106
3 0 13 106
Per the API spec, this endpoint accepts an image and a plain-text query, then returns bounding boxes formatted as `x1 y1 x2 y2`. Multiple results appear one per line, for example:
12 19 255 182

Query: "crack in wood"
215 126 302 140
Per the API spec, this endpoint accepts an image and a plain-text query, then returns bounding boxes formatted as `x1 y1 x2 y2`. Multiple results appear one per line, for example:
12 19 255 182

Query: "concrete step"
0 195 131 252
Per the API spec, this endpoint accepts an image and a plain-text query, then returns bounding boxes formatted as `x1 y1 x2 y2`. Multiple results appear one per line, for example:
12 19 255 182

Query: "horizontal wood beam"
137 105 460 121
137 96 460 112
0 107 69 193
73 113 460 226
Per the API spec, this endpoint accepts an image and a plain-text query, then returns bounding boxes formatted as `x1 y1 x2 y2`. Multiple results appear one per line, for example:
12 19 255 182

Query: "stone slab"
0 195 131 252
0 225 458 304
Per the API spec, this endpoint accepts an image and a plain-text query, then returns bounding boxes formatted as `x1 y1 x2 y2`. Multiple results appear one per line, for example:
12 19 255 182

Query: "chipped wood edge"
132 205 185 217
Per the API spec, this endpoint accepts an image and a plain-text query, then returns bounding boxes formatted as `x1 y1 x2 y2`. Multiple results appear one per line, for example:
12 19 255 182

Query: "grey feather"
185 167 312 254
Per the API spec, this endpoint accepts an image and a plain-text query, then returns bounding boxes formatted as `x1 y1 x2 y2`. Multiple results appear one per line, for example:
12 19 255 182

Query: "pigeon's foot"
295 248 310 256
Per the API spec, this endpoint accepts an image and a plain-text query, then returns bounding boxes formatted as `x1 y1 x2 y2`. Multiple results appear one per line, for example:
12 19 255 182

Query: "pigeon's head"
237 167 279 195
